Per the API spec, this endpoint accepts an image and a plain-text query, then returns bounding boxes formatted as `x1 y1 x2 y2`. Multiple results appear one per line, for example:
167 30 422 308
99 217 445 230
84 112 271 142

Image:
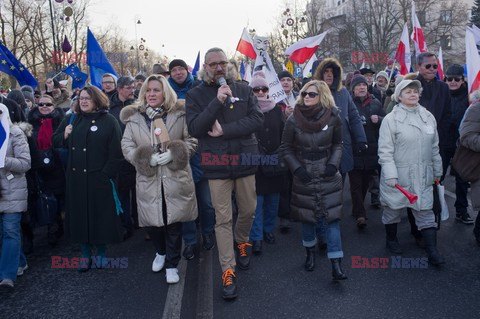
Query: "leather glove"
386 178 398 188
157 150 173 166
294 167 312 184
324 164 337 177
150 153 162 167
354 142 368 154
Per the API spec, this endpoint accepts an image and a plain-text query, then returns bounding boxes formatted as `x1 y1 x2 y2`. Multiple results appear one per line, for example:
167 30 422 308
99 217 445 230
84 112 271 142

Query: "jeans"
303 219 343 259
0 212 26 282
182 178 216 245
250 193 280 240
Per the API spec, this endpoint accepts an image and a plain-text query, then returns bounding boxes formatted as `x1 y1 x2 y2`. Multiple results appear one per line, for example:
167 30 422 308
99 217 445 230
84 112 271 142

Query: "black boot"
331 258 347 280
385 223 402 254
407 208 423 247
304 246 315 271
421 228 445 265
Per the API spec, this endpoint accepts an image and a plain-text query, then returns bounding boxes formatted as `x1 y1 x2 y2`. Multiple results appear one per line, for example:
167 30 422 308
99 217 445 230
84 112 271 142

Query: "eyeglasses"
79 97 92 101
207 61 228 68
446 77 462 82
424 64 438 70
38 103 54 107
301 92 320 98
253 87 269 93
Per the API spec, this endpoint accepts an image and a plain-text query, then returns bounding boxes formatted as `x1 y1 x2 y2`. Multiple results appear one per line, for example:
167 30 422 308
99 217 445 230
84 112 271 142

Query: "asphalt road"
1 172 479 319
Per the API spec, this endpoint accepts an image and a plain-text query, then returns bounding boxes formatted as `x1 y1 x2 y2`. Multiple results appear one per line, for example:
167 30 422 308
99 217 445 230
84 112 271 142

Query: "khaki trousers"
209 175 256 272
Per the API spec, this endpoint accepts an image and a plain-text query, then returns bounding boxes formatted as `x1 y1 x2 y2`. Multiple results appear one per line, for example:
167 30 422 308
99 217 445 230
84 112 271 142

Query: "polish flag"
285 31 328 64
303 54 317 78
411 1 428 56
236 28 257 60
437 47 444 80
395 24 411 75
466 27 480 95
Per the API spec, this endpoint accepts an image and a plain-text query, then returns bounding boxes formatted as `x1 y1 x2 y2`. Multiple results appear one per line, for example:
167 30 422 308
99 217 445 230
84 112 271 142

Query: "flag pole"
51 70 64 79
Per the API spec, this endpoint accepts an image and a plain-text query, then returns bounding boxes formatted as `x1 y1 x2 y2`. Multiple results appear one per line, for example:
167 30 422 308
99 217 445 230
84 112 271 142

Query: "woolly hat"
277 70 294 80
350 74 368 91
169 59 188 72
376 71 389 81
393 79 422 102
250 71 268 89
7 90 27 107
20 85 34 94
445 64 464 77
22 90 35 105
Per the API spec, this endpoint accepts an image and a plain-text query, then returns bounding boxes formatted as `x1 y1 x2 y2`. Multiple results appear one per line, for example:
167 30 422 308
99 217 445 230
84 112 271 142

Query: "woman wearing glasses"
281 80 347 280
27 95 66 246
52 86 123 272
249 72 287 255
120 75 197 284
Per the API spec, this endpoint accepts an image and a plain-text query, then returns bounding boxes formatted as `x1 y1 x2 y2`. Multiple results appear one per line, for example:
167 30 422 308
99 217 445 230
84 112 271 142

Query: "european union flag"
0 41 38 88
86 28 118 89
192 51 200 78
62 63 88 89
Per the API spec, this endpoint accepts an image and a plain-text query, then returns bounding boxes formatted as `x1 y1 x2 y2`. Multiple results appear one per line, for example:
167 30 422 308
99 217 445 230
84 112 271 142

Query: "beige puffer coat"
120 101 198 227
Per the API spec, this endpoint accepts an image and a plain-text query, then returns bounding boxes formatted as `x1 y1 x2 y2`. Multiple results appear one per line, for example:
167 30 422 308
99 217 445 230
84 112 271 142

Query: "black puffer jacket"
352 95 385 170
186 80 264 179
447 84 469 150
280 106 343 224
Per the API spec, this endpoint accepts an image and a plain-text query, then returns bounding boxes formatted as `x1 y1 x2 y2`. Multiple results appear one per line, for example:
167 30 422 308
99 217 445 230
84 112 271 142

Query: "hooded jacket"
313 58 367 173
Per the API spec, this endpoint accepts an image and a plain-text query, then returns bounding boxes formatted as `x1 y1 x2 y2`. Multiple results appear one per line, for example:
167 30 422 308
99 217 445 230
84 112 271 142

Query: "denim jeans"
182 178 216 245
0 212 26 282
250 193 280 241
303 219 343 259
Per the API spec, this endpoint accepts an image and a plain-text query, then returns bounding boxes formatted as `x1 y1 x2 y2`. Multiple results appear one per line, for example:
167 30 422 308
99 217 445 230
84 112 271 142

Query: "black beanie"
350 75 368 91
277 70 294 80
169 59 188 72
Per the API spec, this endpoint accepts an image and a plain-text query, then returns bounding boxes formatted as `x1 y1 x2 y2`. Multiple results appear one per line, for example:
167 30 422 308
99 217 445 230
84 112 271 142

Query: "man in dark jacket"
360 67 382 102
186 47 263 300
443 64 473 224
109 76 137 239
168 58 215 260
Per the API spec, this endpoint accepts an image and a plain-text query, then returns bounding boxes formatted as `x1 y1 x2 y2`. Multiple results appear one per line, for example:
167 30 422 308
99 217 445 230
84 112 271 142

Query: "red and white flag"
285 31 328 64
411 1 428 56
236 28 257 60
466 27 480 95
395 23 411 75
437 47 444 80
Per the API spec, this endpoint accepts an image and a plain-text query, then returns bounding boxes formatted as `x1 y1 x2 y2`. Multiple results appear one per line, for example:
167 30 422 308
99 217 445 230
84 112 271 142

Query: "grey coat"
459 101 480 210
0 123 31 213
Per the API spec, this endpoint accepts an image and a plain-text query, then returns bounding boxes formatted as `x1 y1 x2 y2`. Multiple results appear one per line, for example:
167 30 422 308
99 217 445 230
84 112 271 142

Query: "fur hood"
15 122 33 137
313 58 344 92
120 99 186 124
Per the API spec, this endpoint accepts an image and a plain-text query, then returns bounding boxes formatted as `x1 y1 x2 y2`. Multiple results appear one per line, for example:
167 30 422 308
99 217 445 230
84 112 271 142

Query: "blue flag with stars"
86 28 118 89
192 51 200 78
62 63 88 89
0 41 38 88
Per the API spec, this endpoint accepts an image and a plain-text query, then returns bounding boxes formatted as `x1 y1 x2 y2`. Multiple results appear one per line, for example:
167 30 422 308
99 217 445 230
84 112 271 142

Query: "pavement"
1 172 479 319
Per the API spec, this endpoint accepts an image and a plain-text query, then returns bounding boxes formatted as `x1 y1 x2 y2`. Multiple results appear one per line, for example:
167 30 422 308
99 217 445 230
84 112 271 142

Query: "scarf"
37 118 53 150
294 103 332 133
168 74 194 99
257 98 276 113
145 105 165 120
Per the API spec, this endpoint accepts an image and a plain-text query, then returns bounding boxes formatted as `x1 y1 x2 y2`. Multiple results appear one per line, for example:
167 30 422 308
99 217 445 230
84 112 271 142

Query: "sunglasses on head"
301 91 319 98
38 103 54 107
446 77 462 82
253 87 269 93
424 64 438 70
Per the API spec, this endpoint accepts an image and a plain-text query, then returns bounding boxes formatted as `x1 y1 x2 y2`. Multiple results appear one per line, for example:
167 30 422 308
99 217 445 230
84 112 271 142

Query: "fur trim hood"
16 122 33 137
313 58 343 92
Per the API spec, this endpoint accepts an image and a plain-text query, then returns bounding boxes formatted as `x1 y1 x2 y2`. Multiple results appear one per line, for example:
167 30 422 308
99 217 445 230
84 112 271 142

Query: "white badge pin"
154 128 162 136
322 124 329 131
43 158 51 164
90 126 98 132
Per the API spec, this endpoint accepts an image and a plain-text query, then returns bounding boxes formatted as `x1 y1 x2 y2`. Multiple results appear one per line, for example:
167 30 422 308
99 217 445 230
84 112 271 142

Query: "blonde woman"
281 80 347 280
120 75 197 284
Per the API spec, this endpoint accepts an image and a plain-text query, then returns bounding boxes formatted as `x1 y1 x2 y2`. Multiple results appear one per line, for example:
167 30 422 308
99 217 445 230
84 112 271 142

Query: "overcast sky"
87 0 298 66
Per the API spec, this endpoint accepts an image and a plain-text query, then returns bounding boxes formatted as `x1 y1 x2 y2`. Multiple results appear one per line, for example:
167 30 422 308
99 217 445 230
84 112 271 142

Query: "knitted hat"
250 71 268 89
7 90 27 107
22 90 35 105
169 59 188 72
277 70 294 80
376 71 389 81
20 85 34 94
350 74 368 91
445 64 464 77
393 79 422 102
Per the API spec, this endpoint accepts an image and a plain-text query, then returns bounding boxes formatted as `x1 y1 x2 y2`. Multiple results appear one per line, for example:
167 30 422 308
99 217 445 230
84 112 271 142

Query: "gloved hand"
354 143 368 154
150 153 162 167
386 178 398 188
294 167 312 184
157 150 173 166
324 164 337 177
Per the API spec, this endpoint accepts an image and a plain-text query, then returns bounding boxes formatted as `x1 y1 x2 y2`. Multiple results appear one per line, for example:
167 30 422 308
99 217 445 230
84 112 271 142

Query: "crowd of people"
0 49 479 302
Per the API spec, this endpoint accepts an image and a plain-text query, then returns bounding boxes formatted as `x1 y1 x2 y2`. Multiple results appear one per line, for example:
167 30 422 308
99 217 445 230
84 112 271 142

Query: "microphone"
216 77 233 107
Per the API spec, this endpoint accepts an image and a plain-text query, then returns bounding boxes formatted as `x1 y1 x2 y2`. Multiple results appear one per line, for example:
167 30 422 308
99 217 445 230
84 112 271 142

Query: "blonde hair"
297 80 336 109
137 75 177 113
